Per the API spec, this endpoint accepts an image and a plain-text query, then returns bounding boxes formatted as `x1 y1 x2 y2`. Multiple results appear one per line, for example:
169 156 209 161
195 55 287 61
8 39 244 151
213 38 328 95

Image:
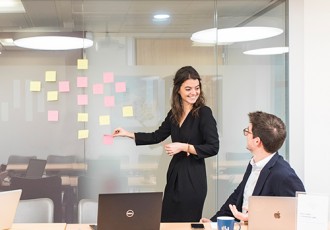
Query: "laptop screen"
0 189 22 230
96 192 163 230
25 159 47 179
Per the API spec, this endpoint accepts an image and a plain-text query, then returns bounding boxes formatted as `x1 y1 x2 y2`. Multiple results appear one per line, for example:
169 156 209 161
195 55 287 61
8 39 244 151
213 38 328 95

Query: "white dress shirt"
242 153 275 213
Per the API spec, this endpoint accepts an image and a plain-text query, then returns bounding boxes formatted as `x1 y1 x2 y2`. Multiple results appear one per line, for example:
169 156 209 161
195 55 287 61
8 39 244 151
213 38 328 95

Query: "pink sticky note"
93 84 104 95
48 110 59 121
104 96 115 107
77 94 88 105
59 81 70 92
103 135 114 145
103 72 114 83
77 76 88 88
115 82 126 93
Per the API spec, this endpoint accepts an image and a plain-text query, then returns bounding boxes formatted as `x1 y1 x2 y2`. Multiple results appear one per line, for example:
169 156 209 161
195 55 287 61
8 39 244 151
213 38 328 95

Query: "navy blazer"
210 153 305 222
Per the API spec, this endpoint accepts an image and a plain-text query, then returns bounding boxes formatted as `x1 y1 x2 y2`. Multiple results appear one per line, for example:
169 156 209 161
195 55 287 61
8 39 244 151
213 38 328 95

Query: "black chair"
10 176 63 223
6 155 37 177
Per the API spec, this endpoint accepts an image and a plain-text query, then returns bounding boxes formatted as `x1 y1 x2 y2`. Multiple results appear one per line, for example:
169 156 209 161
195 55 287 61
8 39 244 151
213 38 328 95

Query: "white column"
289 0 330 212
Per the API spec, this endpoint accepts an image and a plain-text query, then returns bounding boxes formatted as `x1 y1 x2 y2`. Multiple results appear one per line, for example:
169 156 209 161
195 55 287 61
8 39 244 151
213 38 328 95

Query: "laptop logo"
126 209 134 218
274 211 281 219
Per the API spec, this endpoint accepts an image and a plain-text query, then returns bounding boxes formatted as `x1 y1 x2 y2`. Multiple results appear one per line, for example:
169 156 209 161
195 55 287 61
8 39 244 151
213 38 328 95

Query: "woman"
113 66 219 222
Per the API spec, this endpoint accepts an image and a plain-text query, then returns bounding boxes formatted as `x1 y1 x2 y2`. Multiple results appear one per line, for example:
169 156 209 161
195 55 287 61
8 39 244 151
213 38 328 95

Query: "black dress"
135 106 219 222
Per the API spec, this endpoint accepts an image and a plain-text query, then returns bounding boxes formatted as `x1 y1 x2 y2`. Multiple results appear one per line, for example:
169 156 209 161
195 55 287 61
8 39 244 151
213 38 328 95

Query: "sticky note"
30 81 41 92
59 81 70 92
115 82 126 93
93 84 104 95
104 96 115 107
77 94 88 105
77 59 88 70
77 76 88 88
103 135 114 145
103 72 114 83
77 113 88 122
45 71 56 82
99 115 110 125
47 91 58 101
78 130 89 139
122 106 133 117
48 110 59 121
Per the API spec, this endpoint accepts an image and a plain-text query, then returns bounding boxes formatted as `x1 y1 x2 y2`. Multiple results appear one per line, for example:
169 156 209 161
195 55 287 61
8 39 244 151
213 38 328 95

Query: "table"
10 223 66 230
65 222 246 230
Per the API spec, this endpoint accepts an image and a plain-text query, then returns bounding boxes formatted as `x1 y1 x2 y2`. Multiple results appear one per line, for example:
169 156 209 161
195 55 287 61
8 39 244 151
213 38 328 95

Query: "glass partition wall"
0 0 287 223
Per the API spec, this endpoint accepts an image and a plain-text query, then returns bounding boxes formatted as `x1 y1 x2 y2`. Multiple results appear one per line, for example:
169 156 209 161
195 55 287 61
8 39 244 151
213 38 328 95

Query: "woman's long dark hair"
171 66 205 125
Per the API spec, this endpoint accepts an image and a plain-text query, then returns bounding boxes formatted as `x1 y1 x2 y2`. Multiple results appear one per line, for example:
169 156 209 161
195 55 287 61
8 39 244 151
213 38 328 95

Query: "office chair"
10 175 63 223
14 198 54 223
78 199 98 224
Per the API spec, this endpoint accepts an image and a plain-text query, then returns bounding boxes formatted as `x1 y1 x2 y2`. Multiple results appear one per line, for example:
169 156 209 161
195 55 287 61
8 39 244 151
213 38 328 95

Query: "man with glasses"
200 111 305 223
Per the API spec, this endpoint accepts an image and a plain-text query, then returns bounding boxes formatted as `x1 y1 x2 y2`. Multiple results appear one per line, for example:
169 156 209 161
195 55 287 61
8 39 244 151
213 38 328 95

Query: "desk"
10 223 66 230
65 222 246 230
6 163 87 172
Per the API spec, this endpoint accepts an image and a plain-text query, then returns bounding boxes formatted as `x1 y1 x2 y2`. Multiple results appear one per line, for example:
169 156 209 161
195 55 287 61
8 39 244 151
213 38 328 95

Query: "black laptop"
25 159 47 179
90 192 163 230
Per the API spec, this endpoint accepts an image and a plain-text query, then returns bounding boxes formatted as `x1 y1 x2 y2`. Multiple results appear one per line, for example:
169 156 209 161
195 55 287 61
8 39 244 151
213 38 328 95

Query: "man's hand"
229 204 248 222
200 218 211 223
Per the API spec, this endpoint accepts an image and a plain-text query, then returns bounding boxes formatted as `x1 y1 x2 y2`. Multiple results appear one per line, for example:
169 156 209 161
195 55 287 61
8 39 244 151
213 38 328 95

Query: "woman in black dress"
113 66 219 222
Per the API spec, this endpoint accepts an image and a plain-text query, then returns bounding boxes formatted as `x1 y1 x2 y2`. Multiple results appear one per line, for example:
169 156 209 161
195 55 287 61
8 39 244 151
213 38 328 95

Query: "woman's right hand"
112 127 135 139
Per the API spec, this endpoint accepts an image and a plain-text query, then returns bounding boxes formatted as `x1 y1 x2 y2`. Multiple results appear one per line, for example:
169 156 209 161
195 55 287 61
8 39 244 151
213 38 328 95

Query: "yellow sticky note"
30 81 41 92
78 113 88 122
122 106 134 117
99 115 110 125
45 71 56 82
77 59 88 70
47 91 58 101
78 130 89 139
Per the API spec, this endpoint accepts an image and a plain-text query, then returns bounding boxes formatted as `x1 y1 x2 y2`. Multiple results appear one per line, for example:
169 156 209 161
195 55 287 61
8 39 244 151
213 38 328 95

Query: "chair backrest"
46 155 77 164
10 176 62 223
7 155 37 164
14 198 54 223
78 199 98 224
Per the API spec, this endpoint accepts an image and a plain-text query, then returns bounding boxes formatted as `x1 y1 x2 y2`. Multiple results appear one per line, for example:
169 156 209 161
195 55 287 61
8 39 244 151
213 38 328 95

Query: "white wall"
289 0 330 216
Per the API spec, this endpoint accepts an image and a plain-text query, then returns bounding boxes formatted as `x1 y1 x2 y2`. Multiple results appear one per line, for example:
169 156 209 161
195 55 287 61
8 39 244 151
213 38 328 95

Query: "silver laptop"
248 196 297 230
25 159 47 179
0 189 22 230
92 192 163 230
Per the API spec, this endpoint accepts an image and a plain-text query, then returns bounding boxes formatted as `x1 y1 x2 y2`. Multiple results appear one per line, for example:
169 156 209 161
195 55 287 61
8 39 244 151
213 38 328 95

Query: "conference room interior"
0 0 311 225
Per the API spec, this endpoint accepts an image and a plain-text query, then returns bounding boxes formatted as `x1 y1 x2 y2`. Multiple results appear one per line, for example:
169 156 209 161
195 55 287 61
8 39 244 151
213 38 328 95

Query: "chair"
14 198 54 223
7 155 37 164
77 199 98 224
9 176 63 222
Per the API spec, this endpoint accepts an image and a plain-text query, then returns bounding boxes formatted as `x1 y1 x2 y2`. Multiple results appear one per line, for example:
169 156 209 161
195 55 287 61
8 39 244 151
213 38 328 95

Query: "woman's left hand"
164 142 185 156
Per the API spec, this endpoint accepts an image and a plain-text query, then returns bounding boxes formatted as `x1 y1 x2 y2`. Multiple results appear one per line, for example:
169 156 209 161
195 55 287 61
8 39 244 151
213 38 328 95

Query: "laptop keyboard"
89 225 97 230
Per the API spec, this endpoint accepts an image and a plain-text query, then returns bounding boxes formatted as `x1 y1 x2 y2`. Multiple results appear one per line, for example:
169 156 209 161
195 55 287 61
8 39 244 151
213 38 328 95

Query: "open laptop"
90 192 163 230
25 159 47 179
0 189 22 230
248 196 297 230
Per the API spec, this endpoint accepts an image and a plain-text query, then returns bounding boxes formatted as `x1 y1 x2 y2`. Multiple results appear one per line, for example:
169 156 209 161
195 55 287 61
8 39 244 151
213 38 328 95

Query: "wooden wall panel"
136 38 222 65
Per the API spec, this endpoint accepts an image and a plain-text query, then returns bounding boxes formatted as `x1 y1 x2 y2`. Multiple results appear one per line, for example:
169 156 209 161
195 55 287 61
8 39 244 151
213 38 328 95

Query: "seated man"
201 111 305 223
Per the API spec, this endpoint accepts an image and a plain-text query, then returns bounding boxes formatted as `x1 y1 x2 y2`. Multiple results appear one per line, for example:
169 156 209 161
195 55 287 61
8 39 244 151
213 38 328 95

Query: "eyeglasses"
243 127 252 136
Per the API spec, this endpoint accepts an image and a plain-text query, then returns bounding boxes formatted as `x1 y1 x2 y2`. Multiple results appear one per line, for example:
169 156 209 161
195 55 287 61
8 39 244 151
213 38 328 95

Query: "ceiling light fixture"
0 0 25 13
153 14 170 22
13 35 93 50
191 27 283 44
243 47 289 55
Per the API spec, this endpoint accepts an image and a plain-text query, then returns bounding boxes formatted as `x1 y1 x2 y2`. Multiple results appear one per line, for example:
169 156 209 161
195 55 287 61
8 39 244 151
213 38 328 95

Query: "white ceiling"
0 0 282 50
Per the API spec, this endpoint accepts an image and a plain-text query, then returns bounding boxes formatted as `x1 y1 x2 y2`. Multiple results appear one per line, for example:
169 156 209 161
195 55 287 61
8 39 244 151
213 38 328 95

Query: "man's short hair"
248 111 286 153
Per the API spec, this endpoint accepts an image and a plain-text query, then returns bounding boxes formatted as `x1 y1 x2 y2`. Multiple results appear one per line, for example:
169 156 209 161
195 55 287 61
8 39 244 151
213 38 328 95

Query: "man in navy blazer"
201 111 305 223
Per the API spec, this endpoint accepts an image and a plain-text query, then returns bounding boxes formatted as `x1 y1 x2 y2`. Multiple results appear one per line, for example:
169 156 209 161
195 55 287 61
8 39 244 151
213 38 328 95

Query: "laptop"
91 192 163 230
0 189 22 230
25 159 47 179
248 196 297 230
